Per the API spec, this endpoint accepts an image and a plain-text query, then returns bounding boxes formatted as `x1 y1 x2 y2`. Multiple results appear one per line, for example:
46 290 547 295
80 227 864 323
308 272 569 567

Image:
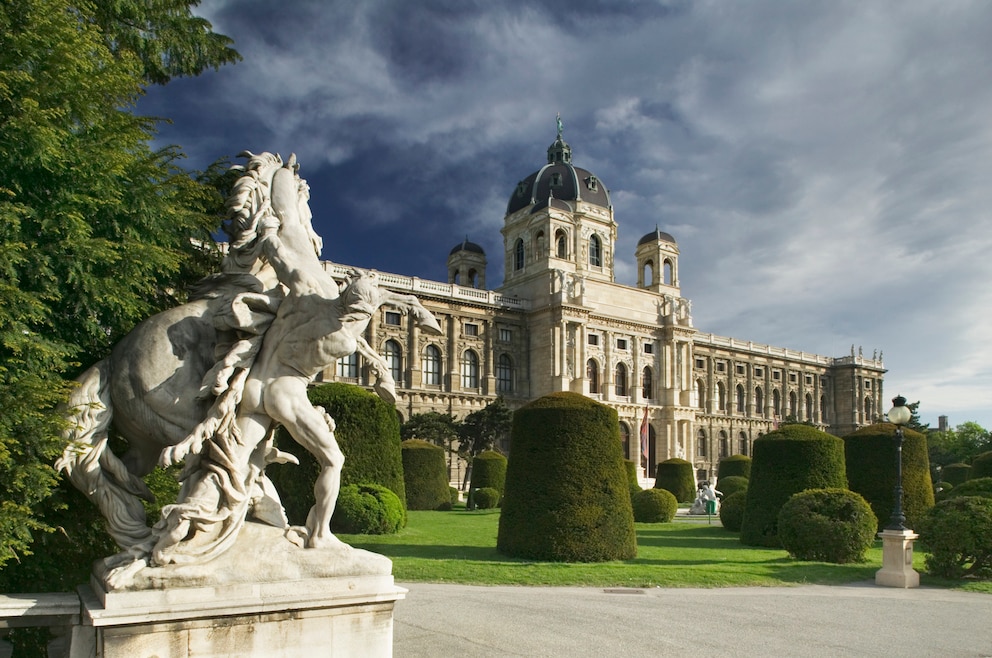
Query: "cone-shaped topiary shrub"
270 383 406 525
470 450 508 495
843 423 934 531
625 459 642 496
331 483 404 534
939 477 992 501
497 392 636 562
716 475 749 499
654 458 695 503
720 491 747 532
941 463 971 486
402 439 452 510
632 488 678 523
918 496 992 579
777 489 877 563
474 487 501 509
717 454 752 481
740 425 847 547
972 451 992 479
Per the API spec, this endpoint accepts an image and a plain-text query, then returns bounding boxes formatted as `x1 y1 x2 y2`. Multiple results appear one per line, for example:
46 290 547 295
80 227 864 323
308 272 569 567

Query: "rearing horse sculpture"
57 152 441 577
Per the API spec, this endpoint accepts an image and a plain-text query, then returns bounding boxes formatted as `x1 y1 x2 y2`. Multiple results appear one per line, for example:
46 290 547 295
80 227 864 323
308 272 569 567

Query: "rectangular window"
805 374 814 386
773 370 781 381
499 328 512 343
754 367 763 377
736 364 745 375
716 362 726 373
864 378 872 390
616 338 628 351
644 342 654 354
464 323 479 337
588 334 599 346
336 353 358 379
384 311 401 326
695 358 705 369
789 372 798 383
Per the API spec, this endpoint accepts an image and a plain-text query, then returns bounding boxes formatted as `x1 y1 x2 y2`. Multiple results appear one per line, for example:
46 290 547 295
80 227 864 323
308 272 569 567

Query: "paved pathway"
393 582 992 657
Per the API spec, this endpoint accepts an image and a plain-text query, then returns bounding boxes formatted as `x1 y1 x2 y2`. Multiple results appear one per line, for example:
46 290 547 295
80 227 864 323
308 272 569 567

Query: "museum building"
317 127 886 482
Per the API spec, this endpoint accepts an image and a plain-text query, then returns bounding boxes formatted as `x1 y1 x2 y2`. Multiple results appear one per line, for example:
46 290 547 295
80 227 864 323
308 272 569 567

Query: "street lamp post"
875 394 920 588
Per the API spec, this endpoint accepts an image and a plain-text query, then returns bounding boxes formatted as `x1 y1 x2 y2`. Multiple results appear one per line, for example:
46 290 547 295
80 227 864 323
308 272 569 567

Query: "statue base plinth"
875 528 920 588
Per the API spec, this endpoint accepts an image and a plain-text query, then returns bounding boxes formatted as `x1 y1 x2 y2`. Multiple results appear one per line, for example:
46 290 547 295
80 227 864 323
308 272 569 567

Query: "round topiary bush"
449 486 460 505
470 450 508 495
938 477 992 501
777 489 877 563
843 423 934 531
473 487 501 509
740 425 847 547
654 458 695 503
717 454 752 481
719 490 747 532
270 383 406 525
632 488 678 523
918 496 992 579
941 463 971 486
401 439 452 510
497 392 636 562
716 475 749 499
331 483 404 534
972 451 992 480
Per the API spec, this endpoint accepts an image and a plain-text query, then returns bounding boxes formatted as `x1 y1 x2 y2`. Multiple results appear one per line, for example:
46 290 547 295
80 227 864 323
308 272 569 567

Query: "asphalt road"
393 582 992 657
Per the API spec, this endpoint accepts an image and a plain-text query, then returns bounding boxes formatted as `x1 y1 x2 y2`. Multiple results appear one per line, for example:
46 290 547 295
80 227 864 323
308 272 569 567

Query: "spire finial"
556 112 564 139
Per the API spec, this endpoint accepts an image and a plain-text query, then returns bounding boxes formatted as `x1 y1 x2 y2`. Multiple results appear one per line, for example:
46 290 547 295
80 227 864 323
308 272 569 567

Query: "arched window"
589 234 602 267
739 431 749 456
736 384 745 413
619 422 631 460
719 431 729 458
755 387 764 417
496 354 513 393
587 359 599 394
718 381 727 413
643 259 654 286
663 259 673 285
789 391 798 417
697 379 706 409
536 230 545 257
864 396 872 419
805 393 814 421
615 362 628 397
641 367 653 400
697 429 707 457
337 352 358 379
514 238 524 271
385 340 402 386
555 229 567 258
423 345 441 386
820 395 827 423
461 350 479 388
773 389 782 416
467 268 478 288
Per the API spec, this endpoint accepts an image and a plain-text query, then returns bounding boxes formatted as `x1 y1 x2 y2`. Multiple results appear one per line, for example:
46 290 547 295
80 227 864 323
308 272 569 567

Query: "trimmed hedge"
474 487 501 509
719 491 747 532
270 383 406 525
740 425 847 547
843 423 934 531
401 439 452 510
331 483 404 534
777 489 877 563
918 496 992 579
717 454 752 481
972 451 992 479
470 450 508 495
938 477 992 501
941 463 971 486
716 476 749 499
654 458 695 503
497 392 637 562
632 488 678 523
625 459 642 495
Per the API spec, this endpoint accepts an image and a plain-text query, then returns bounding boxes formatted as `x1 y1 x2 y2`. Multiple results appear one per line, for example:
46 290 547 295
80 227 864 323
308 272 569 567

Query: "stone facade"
317 129 885 483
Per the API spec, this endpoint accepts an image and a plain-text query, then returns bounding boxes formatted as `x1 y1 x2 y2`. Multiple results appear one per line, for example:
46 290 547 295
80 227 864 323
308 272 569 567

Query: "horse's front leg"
354 337 397 404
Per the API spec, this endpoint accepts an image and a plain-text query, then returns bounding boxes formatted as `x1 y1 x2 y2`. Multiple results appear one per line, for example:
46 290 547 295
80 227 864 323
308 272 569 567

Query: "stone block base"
875 528 920 588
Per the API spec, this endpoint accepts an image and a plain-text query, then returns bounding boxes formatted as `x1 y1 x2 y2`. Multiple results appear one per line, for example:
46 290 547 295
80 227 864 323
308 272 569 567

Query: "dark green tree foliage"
941 463 971 486
843 423 934 531
624 459 641 495
0 0 235 569
740 425 847 547
777 489 877 563
331 484 403 535
971 451 992 479
928 422 991 468
470 450 507 495
401 440 451 511
401 411 459 447
938 477 992 501
716 476 749 499
631 488 677 523
269 384 406 525
497 392 636 562
653 458 695 503
717 454 752 481
473 487 501 510
919 496 992 579
719 491 747 532
459 397 513 457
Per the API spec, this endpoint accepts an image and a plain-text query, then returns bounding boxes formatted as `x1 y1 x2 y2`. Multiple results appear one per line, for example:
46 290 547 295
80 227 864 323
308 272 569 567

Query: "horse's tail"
56 360 154 551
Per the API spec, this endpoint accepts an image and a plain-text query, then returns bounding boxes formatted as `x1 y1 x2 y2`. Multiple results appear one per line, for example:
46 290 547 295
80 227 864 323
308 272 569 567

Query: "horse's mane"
221 151 323 275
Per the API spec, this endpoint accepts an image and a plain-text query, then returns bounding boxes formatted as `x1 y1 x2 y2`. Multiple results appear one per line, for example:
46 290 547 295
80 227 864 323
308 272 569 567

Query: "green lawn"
339 509 992 593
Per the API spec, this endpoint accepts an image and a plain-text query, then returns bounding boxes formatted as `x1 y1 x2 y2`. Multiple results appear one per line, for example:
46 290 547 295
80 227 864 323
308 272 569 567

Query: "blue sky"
140 0 992 429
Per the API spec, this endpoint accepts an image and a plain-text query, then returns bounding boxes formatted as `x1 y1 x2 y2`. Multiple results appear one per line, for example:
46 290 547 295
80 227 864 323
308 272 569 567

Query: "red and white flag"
639 406 649 462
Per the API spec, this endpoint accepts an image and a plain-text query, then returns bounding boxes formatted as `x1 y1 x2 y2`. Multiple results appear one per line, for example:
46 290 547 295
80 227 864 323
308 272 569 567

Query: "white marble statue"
56 152 441 585
688 481 722 515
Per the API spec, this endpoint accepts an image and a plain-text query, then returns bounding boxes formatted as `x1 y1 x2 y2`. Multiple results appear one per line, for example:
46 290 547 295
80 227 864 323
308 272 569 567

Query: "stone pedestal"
875 528 920 588
68 522 406 657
